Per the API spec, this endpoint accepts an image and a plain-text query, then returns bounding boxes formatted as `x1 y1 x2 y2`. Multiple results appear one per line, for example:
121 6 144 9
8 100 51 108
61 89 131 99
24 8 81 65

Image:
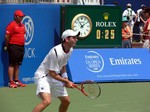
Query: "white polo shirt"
34 44 73 79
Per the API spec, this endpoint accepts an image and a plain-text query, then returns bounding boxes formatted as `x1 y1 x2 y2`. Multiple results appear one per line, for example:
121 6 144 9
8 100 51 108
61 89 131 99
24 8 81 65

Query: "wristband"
62 72 68 78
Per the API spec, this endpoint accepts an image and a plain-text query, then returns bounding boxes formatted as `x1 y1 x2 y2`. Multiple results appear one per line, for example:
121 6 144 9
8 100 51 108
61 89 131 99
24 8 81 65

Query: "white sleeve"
49 49 59 72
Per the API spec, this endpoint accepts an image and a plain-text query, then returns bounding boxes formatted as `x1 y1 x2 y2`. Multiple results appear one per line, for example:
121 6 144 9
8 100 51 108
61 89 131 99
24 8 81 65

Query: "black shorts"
8 44 24 66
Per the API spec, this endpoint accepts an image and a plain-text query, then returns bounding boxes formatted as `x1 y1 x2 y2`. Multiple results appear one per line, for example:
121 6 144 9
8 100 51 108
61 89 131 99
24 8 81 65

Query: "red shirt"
6 21 26 45
143 18 150 39
122 27 130 40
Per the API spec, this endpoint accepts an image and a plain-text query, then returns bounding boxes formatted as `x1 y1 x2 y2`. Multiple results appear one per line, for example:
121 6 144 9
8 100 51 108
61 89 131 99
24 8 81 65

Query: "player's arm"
48 70 67 82
60 66 73 87
60 66 68 79
48 70 74 88
48 49 74 88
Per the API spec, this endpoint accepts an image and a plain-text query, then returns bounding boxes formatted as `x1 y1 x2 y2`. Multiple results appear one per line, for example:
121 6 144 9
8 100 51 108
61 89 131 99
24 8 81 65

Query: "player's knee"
42 99 51 106
62 99 71 106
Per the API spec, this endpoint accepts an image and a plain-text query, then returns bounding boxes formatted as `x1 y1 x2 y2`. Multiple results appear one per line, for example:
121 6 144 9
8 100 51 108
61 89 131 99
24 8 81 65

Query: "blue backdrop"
0 4 61 87
0 4 150 87
68 48 150 83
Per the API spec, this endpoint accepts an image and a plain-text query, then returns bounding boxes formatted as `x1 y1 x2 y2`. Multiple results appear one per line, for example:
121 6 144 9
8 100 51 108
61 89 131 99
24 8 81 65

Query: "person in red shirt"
122 16 133 48
4 10 26 88
142 7 150 48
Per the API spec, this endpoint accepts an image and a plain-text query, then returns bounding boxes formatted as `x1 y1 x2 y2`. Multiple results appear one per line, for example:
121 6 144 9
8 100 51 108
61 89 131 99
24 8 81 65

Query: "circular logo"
22 16 34 45
85 51 104 73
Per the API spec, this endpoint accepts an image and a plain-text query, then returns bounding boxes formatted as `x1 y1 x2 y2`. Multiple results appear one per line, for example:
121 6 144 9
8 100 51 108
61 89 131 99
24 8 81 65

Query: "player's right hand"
64 81 75 88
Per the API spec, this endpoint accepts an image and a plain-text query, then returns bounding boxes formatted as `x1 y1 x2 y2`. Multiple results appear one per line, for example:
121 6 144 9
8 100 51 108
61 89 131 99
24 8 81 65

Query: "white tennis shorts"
34 75 68 98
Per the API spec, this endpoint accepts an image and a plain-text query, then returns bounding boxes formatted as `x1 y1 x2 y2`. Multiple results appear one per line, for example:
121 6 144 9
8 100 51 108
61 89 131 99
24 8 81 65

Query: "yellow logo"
103 12 109 20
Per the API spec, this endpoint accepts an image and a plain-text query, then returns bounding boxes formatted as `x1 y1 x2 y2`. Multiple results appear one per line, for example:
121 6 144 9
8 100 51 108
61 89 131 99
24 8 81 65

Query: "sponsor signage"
61 5 122 48
68 48 150 83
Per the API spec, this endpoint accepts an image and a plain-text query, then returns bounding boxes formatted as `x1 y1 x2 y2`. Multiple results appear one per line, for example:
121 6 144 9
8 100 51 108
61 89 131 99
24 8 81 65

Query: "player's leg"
48 76 70 112
58 96 70 112
32 92 52 112
32 77 51 112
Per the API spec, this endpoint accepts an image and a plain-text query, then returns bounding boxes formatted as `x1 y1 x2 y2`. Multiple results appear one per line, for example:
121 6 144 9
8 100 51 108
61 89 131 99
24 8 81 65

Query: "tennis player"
32 29 80 112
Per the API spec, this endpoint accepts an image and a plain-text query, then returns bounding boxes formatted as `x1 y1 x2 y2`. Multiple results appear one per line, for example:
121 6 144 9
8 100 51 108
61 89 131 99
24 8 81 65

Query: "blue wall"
68 48 150 83
0 4 150 87
0 4 61 87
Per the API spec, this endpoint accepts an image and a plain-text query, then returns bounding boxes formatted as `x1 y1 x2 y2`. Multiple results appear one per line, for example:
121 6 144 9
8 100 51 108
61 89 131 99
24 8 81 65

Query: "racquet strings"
82 81 101 99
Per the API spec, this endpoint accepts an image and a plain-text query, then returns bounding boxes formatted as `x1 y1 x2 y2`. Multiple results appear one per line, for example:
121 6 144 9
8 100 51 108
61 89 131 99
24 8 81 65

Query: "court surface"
0 82 150 112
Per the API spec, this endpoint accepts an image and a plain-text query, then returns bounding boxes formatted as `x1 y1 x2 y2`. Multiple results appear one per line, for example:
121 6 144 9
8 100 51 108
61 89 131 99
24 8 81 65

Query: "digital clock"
96 29 115 39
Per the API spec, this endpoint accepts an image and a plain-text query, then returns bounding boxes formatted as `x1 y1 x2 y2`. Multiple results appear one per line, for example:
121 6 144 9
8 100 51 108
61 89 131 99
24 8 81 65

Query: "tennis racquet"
73 80 101 99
